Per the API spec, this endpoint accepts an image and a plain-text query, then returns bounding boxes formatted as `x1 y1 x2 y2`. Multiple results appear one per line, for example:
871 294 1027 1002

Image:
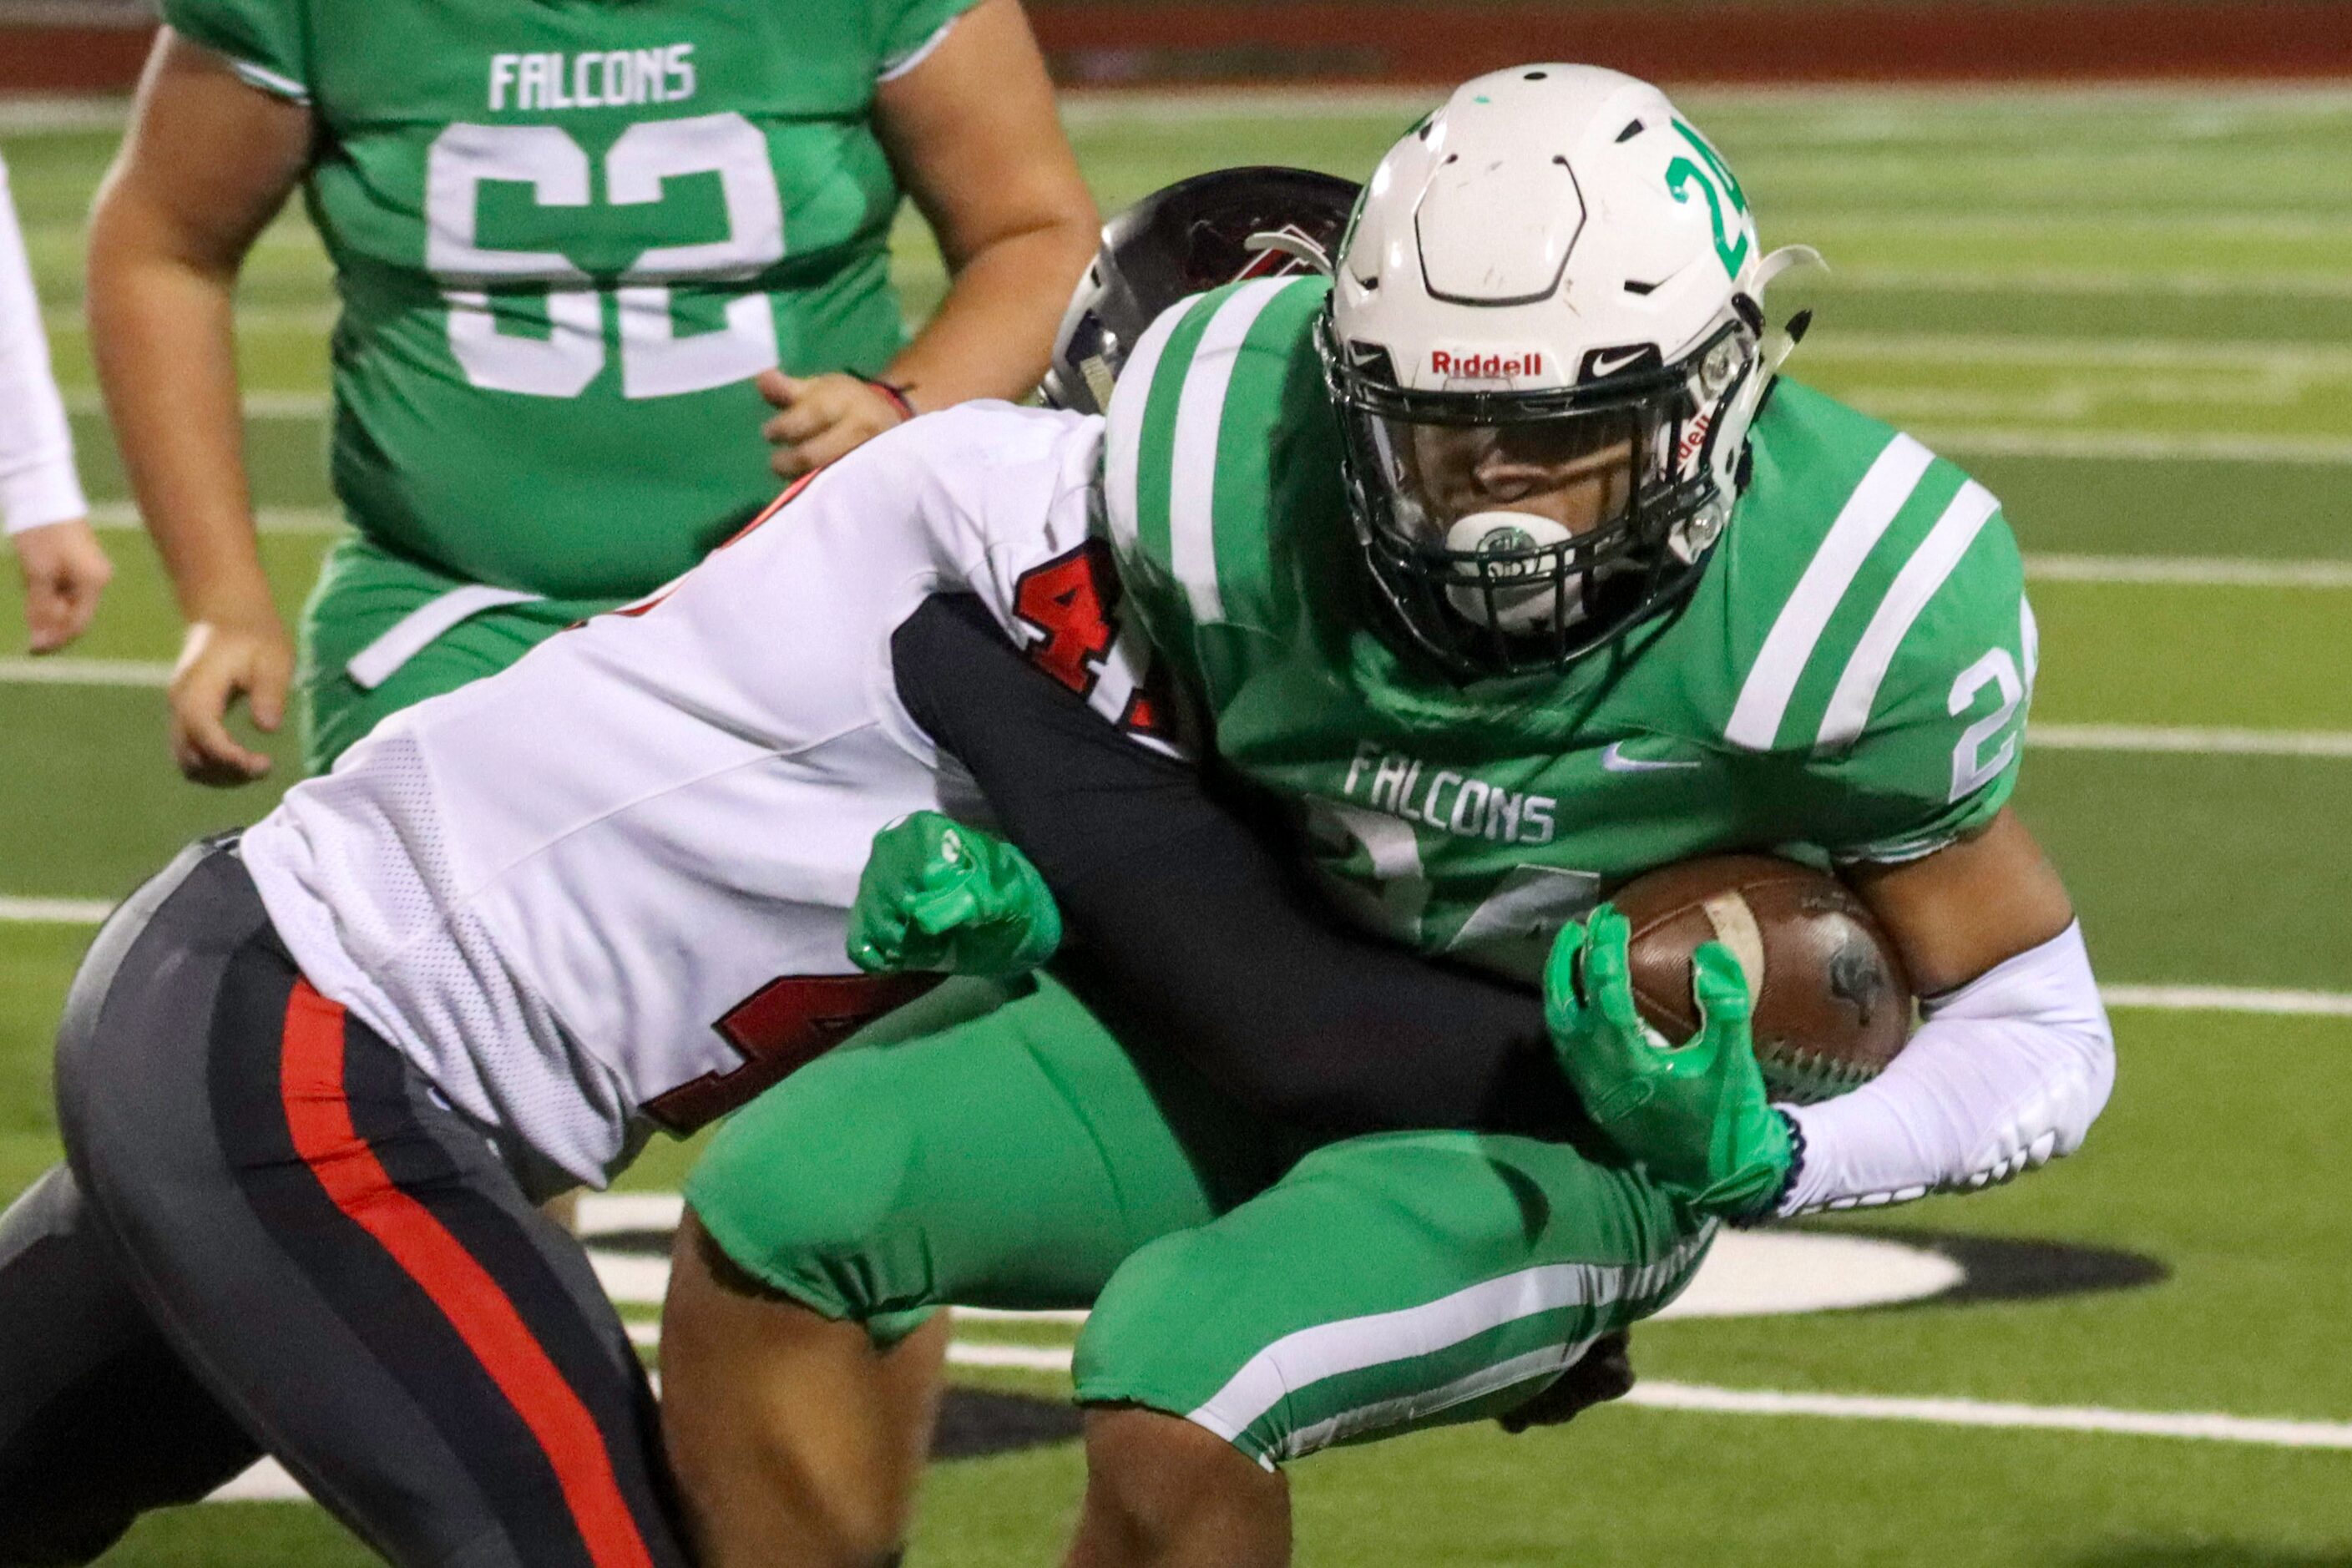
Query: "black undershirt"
890 594 1577 1141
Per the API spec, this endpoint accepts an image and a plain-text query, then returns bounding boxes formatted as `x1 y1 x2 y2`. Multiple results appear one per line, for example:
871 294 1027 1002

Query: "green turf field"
4 82 2351 1565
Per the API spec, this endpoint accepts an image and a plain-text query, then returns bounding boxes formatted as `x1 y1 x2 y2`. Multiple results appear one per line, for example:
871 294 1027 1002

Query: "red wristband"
862 377 918 423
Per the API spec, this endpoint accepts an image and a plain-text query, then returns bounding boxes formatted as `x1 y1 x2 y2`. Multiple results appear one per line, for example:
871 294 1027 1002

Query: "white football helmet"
1322 64 1818 676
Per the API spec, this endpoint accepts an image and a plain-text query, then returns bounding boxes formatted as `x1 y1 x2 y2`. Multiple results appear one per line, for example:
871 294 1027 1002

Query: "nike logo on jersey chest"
1598 738 1705 773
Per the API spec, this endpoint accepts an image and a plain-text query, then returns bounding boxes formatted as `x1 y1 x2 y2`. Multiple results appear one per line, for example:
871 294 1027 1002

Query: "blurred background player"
86 0 1097 784
2 148 110 655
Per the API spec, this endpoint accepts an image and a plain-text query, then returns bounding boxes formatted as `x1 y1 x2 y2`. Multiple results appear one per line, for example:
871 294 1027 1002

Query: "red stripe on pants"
278 979 655 1568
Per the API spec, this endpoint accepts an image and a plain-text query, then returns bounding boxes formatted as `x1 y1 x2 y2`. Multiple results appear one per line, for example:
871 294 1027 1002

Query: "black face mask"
1321 310 1753 680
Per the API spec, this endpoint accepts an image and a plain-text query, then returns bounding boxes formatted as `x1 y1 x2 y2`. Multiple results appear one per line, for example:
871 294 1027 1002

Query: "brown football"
1606 855 1914 1104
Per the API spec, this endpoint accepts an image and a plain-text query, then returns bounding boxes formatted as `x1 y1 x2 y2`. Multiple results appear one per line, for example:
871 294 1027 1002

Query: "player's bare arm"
1849 805 2074 995
87 30 310 783
761 0 1097 476
1748 807 2112 1219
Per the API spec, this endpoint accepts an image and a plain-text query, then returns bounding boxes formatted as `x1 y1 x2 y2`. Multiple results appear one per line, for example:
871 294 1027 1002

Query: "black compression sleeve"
890 594 1576 1140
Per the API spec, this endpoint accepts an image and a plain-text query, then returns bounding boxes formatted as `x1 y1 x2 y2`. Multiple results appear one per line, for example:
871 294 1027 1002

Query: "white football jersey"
243 403 1156 1186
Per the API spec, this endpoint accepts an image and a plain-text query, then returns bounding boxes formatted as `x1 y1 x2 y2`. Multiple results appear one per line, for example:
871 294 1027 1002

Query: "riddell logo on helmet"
1675 407 1716 467
1430 350 1545 379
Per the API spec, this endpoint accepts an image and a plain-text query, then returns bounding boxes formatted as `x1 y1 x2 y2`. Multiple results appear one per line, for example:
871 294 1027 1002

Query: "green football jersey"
1102 277 2036 980
165 0 978 598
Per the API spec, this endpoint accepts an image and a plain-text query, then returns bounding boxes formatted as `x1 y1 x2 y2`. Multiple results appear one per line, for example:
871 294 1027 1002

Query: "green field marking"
0 685 291 898
2016 750 2352 993
65 408 336 508
1974 455 2352 560
2030 579 2352 731
73 1505 386 1568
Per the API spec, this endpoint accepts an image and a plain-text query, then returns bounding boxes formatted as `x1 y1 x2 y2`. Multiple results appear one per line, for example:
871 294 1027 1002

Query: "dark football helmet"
1040 165 1361 417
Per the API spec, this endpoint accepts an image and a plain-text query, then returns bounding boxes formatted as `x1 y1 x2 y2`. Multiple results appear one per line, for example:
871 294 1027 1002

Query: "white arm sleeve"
0 152 86 536
1774 921 2114 1218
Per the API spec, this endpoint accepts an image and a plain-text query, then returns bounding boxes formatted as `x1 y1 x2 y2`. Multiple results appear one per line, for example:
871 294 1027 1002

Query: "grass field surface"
3 82 2349 1565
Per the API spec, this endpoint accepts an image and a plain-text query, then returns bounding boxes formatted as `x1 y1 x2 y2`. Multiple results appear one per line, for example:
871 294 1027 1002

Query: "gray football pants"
0 841 690 1567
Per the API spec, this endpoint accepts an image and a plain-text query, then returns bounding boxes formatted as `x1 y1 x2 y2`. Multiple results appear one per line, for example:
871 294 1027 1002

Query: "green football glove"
846 812 1064 978
1543 904 1793 1221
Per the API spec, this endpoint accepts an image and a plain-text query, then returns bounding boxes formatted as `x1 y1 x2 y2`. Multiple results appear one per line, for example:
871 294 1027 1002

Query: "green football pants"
686 979 1713 1468
298 534 625 772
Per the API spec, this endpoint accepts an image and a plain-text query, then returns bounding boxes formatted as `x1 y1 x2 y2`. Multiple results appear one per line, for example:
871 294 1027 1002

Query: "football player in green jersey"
663 73 2114 1568
87 0 1095 782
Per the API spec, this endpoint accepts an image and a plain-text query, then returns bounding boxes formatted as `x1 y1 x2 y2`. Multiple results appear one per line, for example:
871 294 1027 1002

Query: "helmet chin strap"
1666 245 1827 569
1244 229 1337 276
1693 242 1829 551
1753 243 1828 378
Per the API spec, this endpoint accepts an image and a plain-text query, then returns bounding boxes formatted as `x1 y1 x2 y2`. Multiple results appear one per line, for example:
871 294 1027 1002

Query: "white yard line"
52 274 2352 328
58 335 2352 384
1827 266 2352 300
65 389 326 419
0 896 118 924
2024 554 2352 589
87 501 343 534
2101 984 2352 1018
2030 723 2352 758
12 652 2352 757
1809 333 2352 372
65 394 2352 465
1623 1381 2352 1449
48 303 340 334
1053 83 2352 124
15 647 2352 757
936 1343 2352 1451
73 517 2352 588
1918 427 2352 464
0 655 169 687
6 888 2349 1018
195 1351 2352 1504
0 95 132 134
1783 211 2352 239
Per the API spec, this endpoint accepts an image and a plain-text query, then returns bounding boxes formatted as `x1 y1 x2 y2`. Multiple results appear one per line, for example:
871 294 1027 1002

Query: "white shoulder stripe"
1167 278 1295 625
230 60 311 104
876 16 957 81
1725 434 1935 751
1101 300 1192 559
1816 479 2004 750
